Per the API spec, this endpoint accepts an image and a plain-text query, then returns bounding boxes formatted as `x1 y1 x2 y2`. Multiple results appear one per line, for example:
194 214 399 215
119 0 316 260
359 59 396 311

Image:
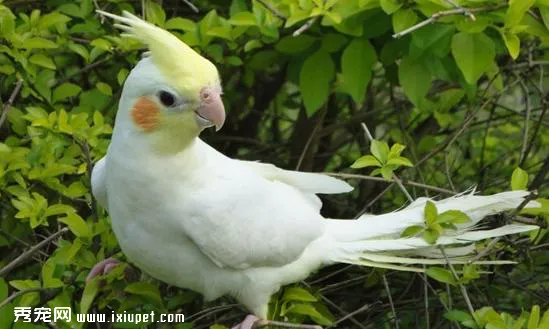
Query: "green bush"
1 0 549 328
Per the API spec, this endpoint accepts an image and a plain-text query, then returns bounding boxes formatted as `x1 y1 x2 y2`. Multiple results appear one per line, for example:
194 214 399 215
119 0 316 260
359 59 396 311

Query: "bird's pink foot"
86 258 121 282
232 314 260 329
231 314 322 329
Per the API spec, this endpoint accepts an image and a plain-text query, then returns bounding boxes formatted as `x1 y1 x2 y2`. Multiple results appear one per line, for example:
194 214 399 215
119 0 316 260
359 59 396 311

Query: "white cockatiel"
92 10 539 329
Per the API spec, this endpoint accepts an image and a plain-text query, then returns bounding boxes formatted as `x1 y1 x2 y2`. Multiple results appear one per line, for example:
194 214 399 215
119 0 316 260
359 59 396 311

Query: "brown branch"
0 79 23 131
181 0 199 13
0 227 69 277
326 173 456 195
256 0 286 20
0 288 50 310
393 4 506 39
293 17 317 37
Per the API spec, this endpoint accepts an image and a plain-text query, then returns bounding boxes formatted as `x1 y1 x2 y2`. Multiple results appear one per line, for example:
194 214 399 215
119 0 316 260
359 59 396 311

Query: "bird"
90 10 539 329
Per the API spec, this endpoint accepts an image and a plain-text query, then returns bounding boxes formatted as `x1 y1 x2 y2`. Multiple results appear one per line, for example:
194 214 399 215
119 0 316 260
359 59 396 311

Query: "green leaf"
423 228 439 245
44 204 74 217
229 11 257 26
9 280 40 290
380 0 402 14
426 267 457 285
351 155 381 169
501 30 520 60
398 56 431 107
29 54 56 69
283 287 318 302
388 143 406 158
68 43 89 62
20 37 58 49
145 0 166 25
401 225 424 237
125 282 163 306
286 303 332 326
451 32 495 84
505 0 535 27
436 210 471 224
392 9 418 33
244 40 263 52
437 89 465 112
96 82 112 96
380 166 394 180
511 167 528 190
276 35 316 54
320 33 347 53
53 83 82 103
299 50 335 115
165 17 196 31
117 68 129 85
341 38 377 104
444 310 473 323
41 259 64 288
210 325 229 329
370 139 390 164
529 305 540 329
386 157 413 167
58 213 89 237
80 278 99 314
424 201 438 225
540 6 549 31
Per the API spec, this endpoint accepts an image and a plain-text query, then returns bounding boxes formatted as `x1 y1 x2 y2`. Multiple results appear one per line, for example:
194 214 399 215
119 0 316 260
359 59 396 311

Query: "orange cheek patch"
131 97 160 132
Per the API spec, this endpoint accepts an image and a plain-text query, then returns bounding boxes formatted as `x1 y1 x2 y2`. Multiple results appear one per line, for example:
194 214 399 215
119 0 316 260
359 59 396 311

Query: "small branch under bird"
91 10 540 329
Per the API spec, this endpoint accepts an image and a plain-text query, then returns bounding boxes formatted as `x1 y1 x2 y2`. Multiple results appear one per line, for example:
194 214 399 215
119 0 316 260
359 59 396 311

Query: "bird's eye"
158 90 176 107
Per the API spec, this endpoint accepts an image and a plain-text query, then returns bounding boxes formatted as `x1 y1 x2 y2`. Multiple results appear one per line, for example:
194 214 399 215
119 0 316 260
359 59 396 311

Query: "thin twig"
0 288 49 310
443 0 476 20
253 320 321 329
181 0 199 13
0 79 23 130
392 4 505 38
293 17 317 37
424 272 430 329
0 227 69 277
519 80 531 164
468 237 501 264
328 302 377 328
360 123 414 202
52 54 122 87
296 116 322 170
303 281 368 329
382 275 400 329
256 0 286 20
439 248 479 327
326 173 456 195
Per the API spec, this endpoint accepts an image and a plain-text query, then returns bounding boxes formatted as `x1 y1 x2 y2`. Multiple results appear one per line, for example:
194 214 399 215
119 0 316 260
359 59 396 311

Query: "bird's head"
98 10 225 150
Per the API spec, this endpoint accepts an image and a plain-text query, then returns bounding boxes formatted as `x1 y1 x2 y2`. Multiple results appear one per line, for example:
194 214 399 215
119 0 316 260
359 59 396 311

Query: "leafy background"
1 0 549 328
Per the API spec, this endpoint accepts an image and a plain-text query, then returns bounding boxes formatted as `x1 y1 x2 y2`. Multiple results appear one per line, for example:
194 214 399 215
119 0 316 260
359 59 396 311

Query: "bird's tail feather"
326 190 539 271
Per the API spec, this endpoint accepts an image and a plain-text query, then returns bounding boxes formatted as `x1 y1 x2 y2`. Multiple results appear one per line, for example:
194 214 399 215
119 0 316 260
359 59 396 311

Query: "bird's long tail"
326 190 539 271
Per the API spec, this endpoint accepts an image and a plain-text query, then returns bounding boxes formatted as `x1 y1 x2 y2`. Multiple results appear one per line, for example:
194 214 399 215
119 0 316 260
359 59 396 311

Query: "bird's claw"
85 257 121 283
232 315 322 329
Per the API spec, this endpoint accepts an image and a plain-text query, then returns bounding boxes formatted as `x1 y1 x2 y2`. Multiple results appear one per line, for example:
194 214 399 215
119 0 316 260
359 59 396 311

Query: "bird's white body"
91 11 540 321
100 131 338 315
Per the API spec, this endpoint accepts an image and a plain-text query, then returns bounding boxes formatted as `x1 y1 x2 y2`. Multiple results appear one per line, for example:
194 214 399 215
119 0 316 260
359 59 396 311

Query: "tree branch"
393 5 506 39
0 227 69 277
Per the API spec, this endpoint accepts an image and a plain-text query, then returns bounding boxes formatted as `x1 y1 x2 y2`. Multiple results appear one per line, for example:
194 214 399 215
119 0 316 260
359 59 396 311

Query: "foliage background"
1 0 549 328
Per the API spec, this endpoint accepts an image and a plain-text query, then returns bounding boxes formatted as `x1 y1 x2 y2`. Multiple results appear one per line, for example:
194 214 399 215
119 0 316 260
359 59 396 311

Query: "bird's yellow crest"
97 10 219 98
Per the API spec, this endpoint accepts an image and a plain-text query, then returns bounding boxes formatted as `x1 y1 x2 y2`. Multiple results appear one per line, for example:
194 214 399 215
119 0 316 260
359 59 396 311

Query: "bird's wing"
175 153 328 270
91 157 108 211
239 160 352 194
238 160 352 210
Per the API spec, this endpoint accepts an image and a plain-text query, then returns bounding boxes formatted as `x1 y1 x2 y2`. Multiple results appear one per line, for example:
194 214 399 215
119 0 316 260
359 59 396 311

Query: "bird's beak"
195 87 225 131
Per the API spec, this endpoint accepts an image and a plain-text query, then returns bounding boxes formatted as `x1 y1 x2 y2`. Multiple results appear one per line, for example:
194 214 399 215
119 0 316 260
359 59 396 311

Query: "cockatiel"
91 10 539 329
